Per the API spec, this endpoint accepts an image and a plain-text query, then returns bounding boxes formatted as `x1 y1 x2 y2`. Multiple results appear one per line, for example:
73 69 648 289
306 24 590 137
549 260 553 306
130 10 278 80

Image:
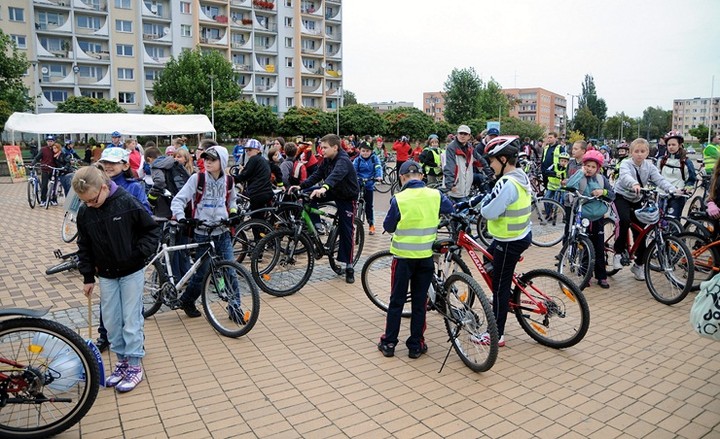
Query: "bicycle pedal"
53 249 63 259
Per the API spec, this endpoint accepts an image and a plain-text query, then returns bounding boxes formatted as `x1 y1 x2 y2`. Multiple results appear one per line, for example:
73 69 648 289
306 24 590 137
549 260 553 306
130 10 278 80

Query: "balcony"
325 70 341 78
301 5 323 16
325 8 341 21
325 46 341 58
233 64 252 71
301 44 323 56
34 0 70 7
255 82 277 93
75 0 108 12
231 16 253 28
302 83 322 94
230 0 250 5
301 64 322 75
252 0 275 11
254 14 277 32
301 23 322 36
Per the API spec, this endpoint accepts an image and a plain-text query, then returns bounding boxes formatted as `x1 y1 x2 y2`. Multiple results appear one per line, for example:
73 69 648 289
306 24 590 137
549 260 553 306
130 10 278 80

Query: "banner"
3 145 25 179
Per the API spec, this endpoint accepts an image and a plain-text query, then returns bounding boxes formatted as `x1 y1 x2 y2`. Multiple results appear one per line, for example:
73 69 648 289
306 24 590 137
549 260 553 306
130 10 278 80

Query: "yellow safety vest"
488 177 531 239
391 187 441 258
422 147 442 175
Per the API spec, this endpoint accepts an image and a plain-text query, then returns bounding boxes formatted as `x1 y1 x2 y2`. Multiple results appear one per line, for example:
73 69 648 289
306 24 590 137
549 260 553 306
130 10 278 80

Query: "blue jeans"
98 270 145 365
180 231 234 306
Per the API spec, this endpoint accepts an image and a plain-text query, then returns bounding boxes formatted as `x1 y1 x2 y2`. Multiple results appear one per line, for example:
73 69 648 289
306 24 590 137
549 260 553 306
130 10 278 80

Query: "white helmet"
634 203 659 224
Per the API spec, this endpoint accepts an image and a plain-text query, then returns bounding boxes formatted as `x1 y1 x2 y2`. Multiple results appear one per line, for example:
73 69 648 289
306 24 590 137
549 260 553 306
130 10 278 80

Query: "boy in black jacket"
234 138 273 239
295 134 360 283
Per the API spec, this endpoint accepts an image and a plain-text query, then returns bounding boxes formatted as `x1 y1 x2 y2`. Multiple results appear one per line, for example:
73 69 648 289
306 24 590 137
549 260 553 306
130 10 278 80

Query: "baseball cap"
457 125 471 135
487 128 500 136
111 131 121 137
64 139 73 145
46 135 55 141
399 160 423 175
99 147 129 163
200 147 220 161
244 139 262 150
359 142 373 150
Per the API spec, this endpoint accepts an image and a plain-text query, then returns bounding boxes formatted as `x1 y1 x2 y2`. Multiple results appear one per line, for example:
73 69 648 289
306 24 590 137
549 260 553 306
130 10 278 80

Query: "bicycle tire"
530 198 567 247
512 269 590 349
682 216 712 240
44 179 55 210
142 260 167 318
375 178 391 194
678 232 719 291
251 229 314 296
644 235 694 305
202 260 260 338
602 218 620 277
327 218 364 275
45 259 78 275
688 195 705 215
474 216 493 247
27 179 36 209
232 219 274 264
442 273 498 373
0 317 100 439
61 211 78 243
557 235 595 289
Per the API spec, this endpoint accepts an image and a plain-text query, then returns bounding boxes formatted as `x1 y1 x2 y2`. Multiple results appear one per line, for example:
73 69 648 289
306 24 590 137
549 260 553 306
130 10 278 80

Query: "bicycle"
364 210 591 350
250 191 364 296
0 307 100 438
25 165 41 209
142 218 260 338
603 189 695 305
41 166 67 210
375 164 396 194
61 188 81 243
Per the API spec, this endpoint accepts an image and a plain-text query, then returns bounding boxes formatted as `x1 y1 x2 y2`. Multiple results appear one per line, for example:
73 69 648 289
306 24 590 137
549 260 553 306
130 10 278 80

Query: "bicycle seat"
432 239 455 253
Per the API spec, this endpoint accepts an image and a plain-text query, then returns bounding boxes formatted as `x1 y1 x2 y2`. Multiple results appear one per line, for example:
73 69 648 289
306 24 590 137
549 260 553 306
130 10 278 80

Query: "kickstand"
438 326 461 374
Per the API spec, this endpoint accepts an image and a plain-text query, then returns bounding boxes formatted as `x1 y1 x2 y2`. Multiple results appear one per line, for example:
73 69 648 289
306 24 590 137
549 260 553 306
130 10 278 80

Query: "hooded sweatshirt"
480 168 533 241
171 146 237 235
614 158 675 203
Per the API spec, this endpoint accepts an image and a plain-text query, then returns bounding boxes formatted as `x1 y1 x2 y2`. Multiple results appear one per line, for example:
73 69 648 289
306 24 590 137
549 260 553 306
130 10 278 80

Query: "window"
201 6 220 17
116 44 133 56
144 1 164 16
181 25 192 37
284 17 293 27
115 20 132 32
81 91 104 99
78 66 102 79
11 35 27 49
285 77 293 87
144 23 163 37
44 90 68 103
285 0 292 6
117 68 134 80
303 20 315 29
232 54 246 65
284 37 293 48
40 37 63 52
146 46 165 58
145 69 161 81
79 41 103 53
285 57 293 67
9 7 24 22
286 97 294 107
115 0 131 8
77 15 101 30
118 92 135 104
180 1 191 14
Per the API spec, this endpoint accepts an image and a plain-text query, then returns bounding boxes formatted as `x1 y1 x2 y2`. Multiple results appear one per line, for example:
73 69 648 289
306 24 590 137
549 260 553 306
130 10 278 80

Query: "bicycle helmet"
664 130 684 144
99 147 129 163
582 150 604 167
634 203 660 224
559 152 570 160
484 135 520 158
617 142 629 151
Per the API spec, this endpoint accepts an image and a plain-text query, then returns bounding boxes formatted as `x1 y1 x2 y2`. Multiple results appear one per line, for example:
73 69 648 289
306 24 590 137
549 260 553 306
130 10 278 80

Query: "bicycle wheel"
44 180 55 210
232 219 274 264
644 235 694 305
474 216 493 247
45 259 78 276
27 180 36 209
688 195 705 215
142 261 167 318
61 211 78 243
512 269 589 349
202 260 260 338
530 198 567 247
602 218 620 277
682 217 712 240
557 235 594 289
328 218 364 275
0 317 100 439
442 273 498 373
251 229 314 296
375 177 391 194
678 232 719 291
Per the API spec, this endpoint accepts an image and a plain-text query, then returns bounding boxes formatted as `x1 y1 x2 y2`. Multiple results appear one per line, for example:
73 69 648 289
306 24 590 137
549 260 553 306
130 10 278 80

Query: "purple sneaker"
115 366 143 393
105 361 128 388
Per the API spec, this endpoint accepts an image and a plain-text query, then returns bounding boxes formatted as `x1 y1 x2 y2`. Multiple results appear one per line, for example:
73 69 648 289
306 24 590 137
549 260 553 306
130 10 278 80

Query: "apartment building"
422 91 444 122
503 87 567 134
366 101 414 114
2 0 342 115
672 97 720 141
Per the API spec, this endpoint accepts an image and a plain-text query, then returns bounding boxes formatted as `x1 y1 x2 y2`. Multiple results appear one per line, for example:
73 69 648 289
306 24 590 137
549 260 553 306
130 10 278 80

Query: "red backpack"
190 172 234 217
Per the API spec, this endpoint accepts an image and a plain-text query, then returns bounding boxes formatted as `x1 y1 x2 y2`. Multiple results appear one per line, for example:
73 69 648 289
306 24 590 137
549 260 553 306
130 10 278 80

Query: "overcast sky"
343 0 720 118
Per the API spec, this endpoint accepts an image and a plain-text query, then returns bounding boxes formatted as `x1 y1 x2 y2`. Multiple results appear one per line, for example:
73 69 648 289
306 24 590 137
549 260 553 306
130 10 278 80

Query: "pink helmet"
582 150 604 167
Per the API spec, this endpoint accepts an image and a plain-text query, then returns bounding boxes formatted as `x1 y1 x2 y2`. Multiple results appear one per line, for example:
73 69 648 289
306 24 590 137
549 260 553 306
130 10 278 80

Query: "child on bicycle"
658 131 696 219
613 138 677 280
545 152 569 202
565 150 615 289
73 166 161 392
171 144 238 319
353 142 383 235
566 140 587 179
378 161 454 359
478 136 533 347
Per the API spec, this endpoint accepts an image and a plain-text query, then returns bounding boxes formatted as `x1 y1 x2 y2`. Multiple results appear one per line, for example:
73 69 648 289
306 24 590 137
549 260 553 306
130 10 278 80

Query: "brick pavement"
0 181 718 438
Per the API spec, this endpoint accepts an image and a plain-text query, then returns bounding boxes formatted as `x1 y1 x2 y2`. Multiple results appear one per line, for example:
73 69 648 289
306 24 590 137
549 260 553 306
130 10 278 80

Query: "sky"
342 0 720 118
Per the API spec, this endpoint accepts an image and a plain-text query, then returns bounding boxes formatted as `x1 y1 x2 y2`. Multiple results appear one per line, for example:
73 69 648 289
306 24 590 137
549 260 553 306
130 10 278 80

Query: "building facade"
366 101 414 114
3 0 342 115
422 91 444 122
672 97 720 141
503 87 566 134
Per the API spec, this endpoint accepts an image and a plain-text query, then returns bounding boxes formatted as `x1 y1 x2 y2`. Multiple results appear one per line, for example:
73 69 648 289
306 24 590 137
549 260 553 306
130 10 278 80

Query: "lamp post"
336 84 342 136
208 73 215 139
566 93 580 130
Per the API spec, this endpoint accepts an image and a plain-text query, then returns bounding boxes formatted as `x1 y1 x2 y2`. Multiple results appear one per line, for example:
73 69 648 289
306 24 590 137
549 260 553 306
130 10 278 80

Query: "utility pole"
208 73 215 139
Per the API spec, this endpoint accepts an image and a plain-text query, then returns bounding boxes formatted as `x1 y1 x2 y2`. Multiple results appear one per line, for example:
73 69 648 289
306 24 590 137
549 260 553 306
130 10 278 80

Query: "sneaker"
630 264 645 281
598 279 610 289
408 344 428 359
315 223 326 235
105 361 128 388
95 337 110 353
228 305 247 324
115 366 143 393
470 332 506 347
50 200 58 206
369 225 376 235
180 301 201 318
613 254 623 270
345 267 355 284
377 342 395 357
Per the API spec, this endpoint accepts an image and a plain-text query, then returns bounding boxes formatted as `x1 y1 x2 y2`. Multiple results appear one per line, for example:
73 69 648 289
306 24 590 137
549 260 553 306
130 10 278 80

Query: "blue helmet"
111 131 121 137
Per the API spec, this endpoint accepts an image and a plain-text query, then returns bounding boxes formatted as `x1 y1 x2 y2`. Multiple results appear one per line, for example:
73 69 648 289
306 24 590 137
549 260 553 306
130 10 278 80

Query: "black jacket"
301 149 359 200
234 154 273 199
76 185 161 284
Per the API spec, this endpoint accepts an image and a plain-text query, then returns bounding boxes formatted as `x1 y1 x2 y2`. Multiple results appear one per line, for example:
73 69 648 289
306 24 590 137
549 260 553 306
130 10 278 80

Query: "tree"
498 116 545 141
604 112 639 142
442 67 482 125
339 104 385 136
567 130 585 143
578 74 607 122
56 96 127 113
0 29 31 130
641 106 672 140
144 101 195 114
152 48 242 115
477 78 511 121
573 106 601 139
433 120 454 141
278 107 334 138
342 89 357 107
382 107 435 141
689 124 710 143
213 100 277 139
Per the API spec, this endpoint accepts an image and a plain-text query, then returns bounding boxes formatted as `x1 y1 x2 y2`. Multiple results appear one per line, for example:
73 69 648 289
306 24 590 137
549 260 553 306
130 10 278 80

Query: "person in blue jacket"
353 141 383 235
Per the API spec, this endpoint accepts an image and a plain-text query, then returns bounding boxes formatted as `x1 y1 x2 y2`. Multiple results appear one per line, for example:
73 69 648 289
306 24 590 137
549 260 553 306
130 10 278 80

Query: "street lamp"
566 93 580 129
336 84 342 136
208 73 215 139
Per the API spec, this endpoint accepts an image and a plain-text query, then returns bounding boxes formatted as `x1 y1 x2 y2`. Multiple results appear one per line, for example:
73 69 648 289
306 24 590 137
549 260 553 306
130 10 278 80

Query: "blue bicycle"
26 165 41 209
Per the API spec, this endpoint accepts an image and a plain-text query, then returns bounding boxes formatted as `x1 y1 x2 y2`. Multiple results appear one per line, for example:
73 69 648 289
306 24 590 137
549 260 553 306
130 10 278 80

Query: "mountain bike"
250 191 364 296
364 211 590 349
375 164 396 194
143 218 260 338
26 165 41 209
0 307 100 438
61 188 81 243
42 167 66 210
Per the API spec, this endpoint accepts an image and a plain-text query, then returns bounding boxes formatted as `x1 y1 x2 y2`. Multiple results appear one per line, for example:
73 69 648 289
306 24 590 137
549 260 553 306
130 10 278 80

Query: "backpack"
566 171 608 221
163 161 191 196
659 155 687 181
191 172 234 218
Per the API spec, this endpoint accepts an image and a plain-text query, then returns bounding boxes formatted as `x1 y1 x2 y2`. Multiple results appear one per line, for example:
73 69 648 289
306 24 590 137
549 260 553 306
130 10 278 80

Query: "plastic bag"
690 273 720 341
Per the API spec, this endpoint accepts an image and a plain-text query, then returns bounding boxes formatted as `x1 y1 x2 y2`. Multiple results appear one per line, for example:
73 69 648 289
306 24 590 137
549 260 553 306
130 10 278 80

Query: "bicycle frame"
146 239 216 294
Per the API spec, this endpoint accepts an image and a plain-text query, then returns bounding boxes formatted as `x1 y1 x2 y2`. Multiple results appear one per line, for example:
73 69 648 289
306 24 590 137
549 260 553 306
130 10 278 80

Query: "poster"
3 145 25 179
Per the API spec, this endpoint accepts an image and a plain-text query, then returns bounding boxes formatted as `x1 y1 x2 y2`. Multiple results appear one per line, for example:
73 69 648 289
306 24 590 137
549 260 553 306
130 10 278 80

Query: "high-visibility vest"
703 143 719 173
543 144 562 168
390 187 441 258
487 177 531 239
546 164 567 191
422 147 442 176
